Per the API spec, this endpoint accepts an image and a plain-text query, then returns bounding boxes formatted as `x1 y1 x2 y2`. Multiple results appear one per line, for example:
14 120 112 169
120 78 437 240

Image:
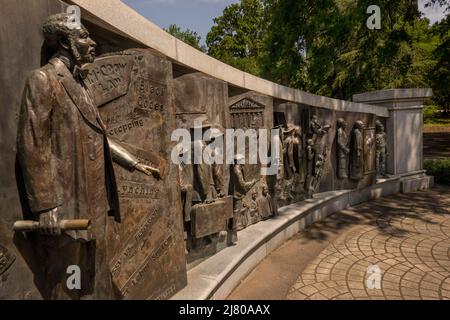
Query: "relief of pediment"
230 98 266 112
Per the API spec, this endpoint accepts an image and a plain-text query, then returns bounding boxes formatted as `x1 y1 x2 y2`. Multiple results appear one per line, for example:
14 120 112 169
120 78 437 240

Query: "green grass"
424 158 450 185
424 105 450 125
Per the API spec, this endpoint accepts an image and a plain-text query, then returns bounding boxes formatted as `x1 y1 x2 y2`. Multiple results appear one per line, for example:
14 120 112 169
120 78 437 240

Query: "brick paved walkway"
288 187 450 300
229 186 450 300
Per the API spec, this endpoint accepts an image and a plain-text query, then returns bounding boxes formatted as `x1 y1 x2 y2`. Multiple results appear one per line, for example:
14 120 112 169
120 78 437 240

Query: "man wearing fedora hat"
191 118 216 203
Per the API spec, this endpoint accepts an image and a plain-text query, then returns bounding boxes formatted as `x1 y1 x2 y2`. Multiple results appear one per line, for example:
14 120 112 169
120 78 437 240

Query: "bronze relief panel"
83 49 186 300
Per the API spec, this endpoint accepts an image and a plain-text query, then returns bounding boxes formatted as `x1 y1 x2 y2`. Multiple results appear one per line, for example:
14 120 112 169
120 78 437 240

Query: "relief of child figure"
256 185 275 220
246 189 261 226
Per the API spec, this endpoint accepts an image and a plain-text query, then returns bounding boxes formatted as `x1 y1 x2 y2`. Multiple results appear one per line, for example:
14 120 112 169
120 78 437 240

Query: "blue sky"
123 0 239 45
123 0 447 46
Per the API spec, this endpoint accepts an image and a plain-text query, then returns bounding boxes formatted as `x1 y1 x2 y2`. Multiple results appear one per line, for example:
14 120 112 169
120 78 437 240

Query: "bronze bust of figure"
16 13 160 299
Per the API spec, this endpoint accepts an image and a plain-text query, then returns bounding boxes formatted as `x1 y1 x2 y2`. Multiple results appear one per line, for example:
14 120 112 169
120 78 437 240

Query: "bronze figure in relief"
350 120 365 180
375 120 388 177
16 13 159 299
336 118 350 179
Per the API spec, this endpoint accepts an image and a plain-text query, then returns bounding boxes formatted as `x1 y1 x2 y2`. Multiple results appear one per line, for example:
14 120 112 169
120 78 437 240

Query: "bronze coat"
17 58 120 241
350 128 364 180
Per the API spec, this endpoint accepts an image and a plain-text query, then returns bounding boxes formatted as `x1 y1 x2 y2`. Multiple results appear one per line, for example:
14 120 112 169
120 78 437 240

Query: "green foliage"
206 0 266 75
206 0 449 109
261 0 342 90
261 0 443 100
424 105 450 124
424 105 440 123
424 158 450 185
428 15 450 113
165 24 206 52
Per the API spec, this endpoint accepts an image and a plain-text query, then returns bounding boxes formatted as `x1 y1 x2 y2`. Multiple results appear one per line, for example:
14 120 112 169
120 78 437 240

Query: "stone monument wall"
0 0 185 300
82 49 187 299
0 0 430 300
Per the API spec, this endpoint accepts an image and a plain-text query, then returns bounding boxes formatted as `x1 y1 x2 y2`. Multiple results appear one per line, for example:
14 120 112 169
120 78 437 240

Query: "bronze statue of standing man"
375 120 388 177
336 118 350 179
16 13 159 299
350 120 365 180
228 154 257 242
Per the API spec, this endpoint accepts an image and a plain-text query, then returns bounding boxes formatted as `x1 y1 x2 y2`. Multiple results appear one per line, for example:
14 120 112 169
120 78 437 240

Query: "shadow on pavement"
300 185 450 243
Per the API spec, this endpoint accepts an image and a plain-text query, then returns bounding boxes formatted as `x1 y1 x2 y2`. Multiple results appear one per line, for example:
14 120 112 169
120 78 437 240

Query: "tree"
261 0 341 91
206 0 448 107
206 0 266 75
261 0 442 100
164 24 206 52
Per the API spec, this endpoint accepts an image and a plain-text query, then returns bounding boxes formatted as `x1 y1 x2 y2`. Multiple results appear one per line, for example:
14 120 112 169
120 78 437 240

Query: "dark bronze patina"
350 120 365 180
16 13 165 299
336 118 350 179
376 120 388 177
0 245 15 276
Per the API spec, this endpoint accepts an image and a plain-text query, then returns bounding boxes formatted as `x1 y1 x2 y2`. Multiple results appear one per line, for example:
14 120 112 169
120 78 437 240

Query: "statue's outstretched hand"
136 163 162 180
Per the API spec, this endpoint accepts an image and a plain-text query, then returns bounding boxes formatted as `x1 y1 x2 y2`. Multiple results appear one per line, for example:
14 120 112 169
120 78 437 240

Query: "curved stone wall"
0 0 432 300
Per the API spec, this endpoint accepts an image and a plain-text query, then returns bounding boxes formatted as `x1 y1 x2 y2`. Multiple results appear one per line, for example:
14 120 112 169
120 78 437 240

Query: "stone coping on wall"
353 88 433 111
353 88 433 105
68 0 389 118
171 177 410 300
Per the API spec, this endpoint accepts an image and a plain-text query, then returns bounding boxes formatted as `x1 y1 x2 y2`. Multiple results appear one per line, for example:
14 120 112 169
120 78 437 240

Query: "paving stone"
302 273 315 280
315 273 331 282
313 283 328 291
383 289 402 297
286 291 308 300
298 285 319 296
321 288 340 299
403 273 425 282
420 289 440 298
309 293 328 300
351 289 369 298
401 280 420 290
385 295 403 300
324 280 338 288
302 279 316 286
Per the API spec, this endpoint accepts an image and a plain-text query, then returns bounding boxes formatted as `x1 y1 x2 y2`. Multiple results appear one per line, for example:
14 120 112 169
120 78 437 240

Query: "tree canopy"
429 14 450 112
206 0 266 75
165 24 206 52
205 0 449 112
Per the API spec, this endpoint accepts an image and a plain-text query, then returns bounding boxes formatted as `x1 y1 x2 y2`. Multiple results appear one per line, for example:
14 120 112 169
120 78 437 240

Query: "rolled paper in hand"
60 219 91 231
13 219 91 232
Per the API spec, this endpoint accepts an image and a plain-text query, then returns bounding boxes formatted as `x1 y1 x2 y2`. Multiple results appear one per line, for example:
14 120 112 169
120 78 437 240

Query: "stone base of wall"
399 171 434 193
171 175 433 300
